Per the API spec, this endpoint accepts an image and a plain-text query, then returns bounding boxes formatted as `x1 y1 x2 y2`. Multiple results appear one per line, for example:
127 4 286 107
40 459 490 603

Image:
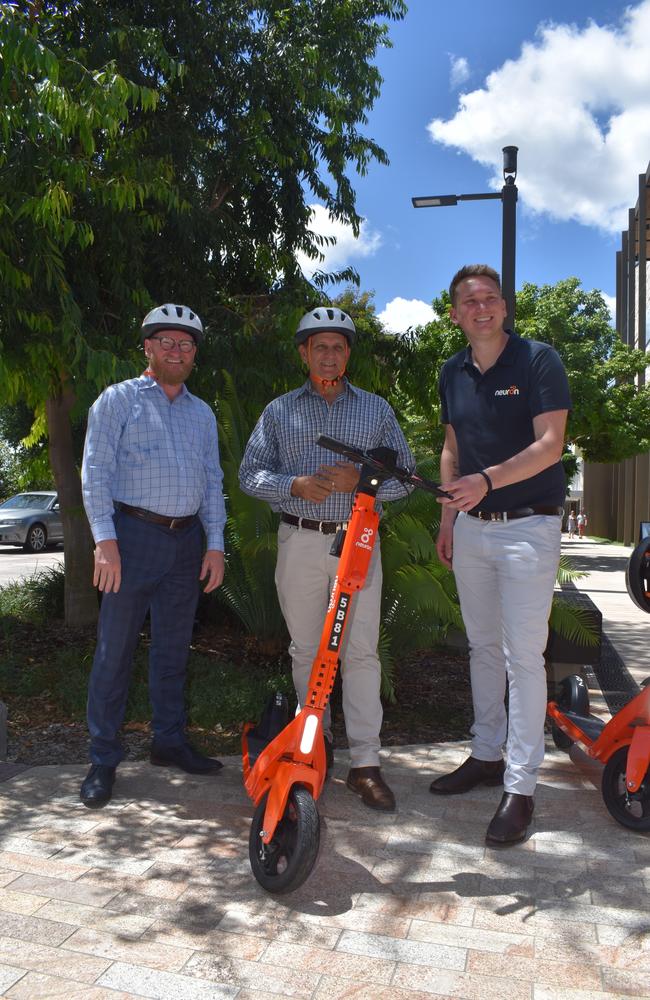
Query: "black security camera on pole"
412 146 519 329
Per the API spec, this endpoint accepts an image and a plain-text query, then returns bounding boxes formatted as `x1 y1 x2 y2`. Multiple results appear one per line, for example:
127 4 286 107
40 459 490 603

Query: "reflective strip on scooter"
300 715 319 755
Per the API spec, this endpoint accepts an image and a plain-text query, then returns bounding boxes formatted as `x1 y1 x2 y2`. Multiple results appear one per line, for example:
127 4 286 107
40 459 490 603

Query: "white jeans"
275 522 383 768
452 512 561 795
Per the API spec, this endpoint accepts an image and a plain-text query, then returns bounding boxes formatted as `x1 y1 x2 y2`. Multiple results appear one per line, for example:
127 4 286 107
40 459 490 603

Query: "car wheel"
24 523 47 553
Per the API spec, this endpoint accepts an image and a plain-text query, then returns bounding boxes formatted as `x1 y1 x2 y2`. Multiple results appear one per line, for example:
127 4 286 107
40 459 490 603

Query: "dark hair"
449 264 501 305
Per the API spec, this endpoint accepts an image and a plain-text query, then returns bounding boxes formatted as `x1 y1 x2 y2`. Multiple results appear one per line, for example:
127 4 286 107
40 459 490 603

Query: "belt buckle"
318 520 325 533
169 517 182 530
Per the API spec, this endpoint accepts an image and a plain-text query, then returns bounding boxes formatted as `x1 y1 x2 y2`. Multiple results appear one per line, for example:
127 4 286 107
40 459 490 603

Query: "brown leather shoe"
485 792 534 846
429 756 505 795
346 767 396 812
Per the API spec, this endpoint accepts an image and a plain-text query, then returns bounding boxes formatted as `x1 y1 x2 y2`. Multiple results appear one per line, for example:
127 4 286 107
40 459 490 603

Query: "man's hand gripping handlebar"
317 435 454 499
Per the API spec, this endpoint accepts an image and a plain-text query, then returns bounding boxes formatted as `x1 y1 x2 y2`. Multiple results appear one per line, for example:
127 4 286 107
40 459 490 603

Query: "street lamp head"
411 194 459 208
502 145 518 184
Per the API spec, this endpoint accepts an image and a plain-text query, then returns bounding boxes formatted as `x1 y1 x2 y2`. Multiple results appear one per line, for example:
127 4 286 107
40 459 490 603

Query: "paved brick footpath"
0 741 648 1000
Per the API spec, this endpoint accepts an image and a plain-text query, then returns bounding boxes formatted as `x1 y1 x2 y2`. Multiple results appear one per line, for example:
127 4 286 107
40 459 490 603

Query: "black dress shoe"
150 741 223 775
429 756 505 795
485 792 534 845
346 767 396 812
80 764 116 809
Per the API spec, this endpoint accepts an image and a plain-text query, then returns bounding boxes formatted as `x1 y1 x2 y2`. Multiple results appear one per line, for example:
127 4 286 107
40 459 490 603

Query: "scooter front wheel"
249 786 320 893
601 746 650 832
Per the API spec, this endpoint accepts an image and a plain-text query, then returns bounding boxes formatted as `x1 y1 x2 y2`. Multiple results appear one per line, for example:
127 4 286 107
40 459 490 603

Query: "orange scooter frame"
244 484 378 839
547 533 650 832
242 435 448 892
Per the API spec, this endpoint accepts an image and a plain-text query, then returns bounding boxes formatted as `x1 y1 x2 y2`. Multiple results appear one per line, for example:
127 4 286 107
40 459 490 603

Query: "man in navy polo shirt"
429 264 571 846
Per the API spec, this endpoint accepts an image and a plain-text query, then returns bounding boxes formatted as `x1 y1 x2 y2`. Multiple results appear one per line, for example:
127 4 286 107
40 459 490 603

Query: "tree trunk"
46 386 98 627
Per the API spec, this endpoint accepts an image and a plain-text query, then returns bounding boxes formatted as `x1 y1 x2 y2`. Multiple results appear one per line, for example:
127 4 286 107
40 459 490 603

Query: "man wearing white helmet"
79 304 226 808
239 306 414 811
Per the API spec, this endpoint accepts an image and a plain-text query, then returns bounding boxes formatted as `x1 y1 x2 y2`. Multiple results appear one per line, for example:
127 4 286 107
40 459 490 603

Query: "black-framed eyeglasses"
150 336 196 353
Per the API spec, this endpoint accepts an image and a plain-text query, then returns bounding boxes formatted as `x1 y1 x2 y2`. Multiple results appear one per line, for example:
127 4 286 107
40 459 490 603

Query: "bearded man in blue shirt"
239 307 414 812
80 304 227 808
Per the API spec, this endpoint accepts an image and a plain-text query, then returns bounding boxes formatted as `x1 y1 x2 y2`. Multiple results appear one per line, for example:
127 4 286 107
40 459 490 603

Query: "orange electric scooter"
546 535 650 832
241 435 450 893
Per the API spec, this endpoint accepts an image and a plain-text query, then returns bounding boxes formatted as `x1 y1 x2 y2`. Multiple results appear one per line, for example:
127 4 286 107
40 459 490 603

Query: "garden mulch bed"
3 619 474 766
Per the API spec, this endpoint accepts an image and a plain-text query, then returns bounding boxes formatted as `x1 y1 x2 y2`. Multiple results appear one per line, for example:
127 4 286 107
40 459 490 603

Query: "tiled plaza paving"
0 538 648 999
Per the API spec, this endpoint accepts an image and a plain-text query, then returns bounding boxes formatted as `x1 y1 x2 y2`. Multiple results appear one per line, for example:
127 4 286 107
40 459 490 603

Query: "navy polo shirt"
439 332 571 512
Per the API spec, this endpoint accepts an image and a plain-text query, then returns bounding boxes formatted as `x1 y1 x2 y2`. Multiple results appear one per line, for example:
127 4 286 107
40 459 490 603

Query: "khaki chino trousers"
275 521 384 768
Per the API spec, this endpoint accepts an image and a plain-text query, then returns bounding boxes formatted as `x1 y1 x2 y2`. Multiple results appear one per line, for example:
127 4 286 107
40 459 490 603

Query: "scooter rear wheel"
625 536 650 613
249 786 320 893
601 746 650 832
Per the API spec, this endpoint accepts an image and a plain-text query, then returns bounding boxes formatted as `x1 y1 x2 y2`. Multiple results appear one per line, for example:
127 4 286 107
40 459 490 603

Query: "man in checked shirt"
239 307 414 811
80 304 226 808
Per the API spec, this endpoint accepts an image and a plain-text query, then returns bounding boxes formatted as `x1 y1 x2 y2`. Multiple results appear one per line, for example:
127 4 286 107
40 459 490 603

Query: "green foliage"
216 371 287 643
1 1 405 623
378 462 463 699
516 279 650 463
0 565 65 622
548 599 601 648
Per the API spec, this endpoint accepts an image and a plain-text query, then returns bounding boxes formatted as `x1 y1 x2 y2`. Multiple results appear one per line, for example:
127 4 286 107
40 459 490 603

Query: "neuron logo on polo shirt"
494 385 520 396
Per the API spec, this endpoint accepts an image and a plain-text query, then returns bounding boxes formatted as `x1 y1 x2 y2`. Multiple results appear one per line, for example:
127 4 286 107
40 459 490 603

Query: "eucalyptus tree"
0 0 405 624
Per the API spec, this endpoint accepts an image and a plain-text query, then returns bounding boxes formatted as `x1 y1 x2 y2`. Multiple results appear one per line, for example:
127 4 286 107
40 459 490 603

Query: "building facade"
583 161 650 544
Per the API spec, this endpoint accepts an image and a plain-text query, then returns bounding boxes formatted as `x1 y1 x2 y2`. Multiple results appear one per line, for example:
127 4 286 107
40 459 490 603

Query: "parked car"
0 491 63 553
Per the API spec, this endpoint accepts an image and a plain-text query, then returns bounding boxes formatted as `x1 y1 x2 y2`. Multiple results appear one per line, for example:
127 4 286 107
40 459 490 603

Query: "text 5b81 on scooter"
241 435 451 894
546 534 650 832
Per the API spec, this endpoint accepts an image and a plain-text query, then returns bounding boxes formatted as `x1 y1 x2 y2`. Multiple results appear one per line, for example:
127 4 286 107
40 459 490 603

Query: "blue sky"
297 0 650 331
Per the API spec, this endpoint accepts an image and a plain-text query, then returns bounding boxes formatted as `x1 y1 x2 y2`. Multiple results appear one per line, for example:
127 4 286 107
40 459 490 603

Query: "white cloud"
449 54 470 89
296 204 382 278
428 1 650 233
377 297 437 334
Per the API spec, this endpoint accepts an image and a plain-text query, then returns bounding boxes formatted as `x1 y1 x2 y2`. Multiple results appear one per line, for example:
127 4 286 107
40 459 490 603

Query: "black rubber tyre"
249 785 320 894
551 674 589 751
625 537 650 613
601 746 650 832
23 523 47 553
551 724 574 751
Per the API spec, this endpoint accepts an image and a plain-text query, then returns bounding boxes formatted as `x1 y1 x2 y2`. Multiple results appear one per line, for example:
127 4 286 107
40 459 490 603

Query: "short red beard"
145 356 193 385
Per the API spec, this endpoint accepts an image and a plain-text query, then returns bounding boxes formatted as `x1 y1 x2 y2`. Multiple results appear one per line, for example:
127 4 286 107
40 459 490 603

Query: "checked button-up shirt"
238 379 414 521
82 375 226 550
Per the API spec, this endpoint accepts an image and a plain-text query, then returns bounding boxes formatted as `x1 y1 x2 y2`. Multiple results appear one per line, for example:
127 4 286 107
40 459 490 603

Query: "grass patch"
0 565 65 622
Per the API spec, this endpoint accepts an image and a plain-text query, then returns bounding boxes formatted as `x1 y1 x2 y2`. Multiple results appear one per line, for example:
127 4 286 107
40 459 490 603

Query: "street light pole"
412 146 519 328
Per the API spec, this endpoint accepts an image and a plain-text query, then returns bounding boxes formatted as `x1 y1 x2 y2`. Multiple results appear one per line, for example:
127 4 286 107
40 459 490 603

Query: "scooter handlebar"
317 435 453 499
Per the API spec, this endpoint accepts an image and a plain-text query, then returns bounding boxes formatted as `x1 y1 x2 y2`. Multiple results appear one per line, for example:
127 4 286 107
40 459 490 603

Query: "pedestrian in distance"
577 511 586 538
430 264 571 846
239 306 415 812
567 511 577 539
80 303 227 808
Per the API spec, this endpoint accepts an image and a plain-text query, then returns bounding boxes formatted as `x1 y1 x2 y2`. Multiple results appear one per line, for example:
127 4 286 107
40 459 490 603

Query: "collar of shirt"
138 375 192 403
294 377 361 401
460 330 519 371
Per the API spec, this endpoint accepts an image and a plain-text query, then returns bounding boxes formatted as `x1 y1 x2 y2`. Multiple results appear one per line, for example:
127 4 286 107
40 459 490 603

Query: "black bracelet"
478 470 493 495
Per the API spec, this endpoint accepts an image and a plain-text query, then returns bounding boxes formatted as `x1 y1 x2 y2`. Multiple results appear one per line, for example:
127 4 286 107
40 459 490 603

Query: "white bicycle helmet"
295 307 356 346
141 303 204 345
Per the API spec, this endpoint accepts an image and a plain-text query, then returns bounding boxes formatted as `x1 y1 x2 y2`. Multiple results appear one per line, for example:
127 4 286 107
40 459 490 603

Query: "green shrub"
0 565 65 622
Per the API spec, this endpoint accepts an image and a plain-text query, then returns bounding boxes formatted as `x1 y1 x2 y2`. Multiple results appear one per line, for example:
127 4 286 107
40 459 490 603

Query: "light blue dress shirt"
82 376 226 549
239 379 414 520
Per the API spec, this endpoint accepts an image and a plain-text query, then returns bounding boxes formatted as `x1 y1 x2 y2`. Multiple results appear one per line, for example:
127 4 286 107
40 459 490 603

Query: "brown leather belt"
281 513 349 535
467 506 564 522
115 502 198 530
